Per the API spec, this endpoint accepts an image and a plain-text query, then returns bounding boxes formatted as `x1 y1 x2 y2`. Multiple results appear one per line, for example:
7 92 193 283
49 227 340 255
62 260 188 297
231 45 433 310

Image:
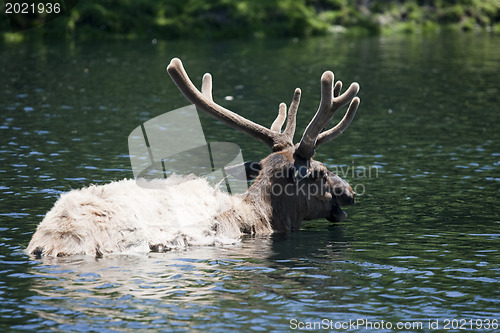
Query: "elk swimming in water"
27 58 360 257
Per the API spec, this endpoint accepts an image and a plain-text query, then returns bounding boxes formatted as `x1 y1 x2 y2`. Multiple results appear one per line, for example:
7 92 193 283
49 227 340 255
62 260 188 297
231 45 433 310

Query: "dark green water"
1 32 499 332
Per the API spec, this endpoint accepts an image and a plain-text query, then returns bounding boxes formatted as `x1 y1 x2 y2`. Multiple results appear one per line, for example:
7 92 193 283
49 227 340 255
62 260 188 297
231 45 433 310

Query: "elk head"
167 58 360 232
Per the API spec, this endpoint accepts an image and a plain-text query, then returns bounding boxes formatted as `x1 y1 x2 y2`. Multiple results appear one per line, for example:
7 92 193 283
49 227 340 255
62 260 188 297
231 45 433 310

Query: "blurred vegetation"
2 0 500 41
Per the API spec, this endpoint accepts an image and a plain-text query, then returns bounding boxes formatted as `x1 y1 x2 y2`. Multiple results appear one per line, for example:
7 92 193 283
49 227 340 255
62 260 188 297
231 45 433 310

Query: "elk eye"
318 171 327 180
308 170 324 180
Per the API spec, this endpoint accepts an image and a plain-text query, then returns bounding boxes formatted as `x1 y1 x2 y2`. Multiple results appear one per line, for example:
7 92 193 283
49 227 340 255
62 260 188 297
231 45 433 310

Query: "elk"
27 58 360 257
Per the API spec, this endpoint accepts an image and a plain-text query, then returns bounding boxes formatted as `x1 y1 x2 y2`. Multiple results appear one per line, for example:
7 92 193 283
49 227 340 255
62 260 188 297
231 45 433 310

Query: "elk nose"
346 185 356 205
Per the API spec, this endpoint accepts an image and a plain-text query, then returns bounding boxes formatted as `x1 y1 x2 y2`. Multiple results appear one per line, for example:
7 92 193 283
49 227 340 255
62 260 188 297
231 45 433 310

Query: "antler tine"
334 82 359 109
283 88 301 141
271 103 287 132
316 97 360 147
296 71 359 159
295 71 335 159
333 81 342 98
321 82 340 132
167 58 277 148
201 73 213 102
268 88 301 151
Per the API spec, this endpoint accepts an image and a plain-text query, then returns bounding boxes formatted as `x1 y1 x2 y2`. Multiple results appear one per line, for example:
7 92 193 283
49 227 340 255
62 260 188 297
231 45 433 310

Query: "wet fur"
27 176 251 257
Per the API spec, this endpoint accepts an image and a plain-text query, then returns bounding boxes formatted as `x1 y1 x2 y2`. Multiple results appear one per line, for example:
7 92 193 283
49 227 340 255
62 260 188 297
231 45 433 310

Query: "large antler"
167 58 359 158
295 71 360 159
167 58 296 151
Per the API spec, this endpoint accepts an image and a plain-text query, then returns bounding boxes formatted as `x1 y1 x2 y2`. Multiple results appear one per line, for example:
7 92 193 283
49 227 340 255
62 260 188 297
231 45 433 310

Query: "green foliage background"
2 0 500 41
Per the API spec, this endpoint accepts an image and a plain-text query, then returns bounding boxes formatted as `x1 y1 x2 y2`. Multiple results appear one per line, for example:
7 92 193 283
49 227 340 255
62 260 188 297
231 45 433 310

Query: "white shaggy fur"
27 176 253 257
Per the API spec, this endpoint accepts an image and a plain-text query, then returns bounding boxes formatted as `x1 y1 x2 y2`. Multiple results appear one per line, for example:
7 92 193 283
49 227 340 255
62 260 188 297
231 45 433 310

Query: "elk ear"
224 161 262 181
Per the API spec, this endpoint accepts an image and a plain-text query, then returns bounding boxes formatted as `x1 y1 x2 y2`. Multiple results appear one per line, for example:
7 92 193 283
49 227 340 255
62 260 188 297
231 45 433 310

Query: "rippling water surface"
1 33 499 332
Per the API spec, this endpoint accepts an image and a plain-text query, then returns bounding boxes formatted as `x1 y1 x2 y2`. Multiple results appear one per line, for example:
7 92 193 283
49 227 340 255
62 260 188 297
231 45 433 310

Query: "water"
1 32 499 332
